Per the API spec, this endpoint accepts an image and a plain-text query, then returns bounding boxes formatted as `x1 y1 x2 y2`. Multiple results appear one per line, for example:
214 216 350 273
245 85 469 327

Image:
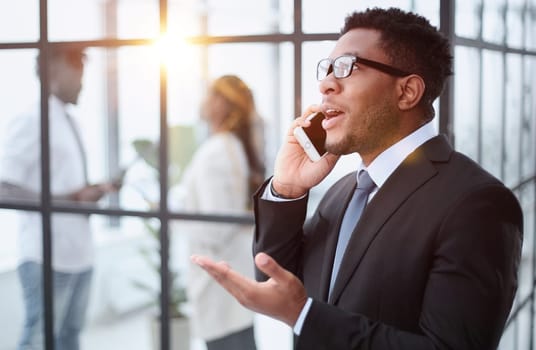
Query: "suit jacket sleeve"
253 178 309 281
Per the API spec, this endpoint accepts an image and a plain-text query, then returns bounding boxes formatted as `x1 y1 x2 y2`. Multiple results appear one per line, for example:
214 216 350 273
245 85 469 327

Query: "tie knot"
357 170 376 193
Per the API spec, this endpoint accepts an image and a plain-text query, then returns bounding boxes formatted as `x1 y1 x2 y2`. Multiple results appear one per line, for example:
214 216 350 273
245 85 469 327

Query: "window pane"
504 54 522 187
170 219 293 349
0 49 40 205
517 182 535 301
0 0 39 42
0 210 42 350
521 56 535 179
116 46 162 210
302 0 418 33
525 1 536 50
481 50 504 179
206 43 293 170
302 42 334 108
80 215 160 349
453 46 480 161
506 0 525 48
165 42 293 185
413 0 440 26
168 0 293 36
455 0 482 39
48 0 160 41
117 0 160 39
34 46 161 212
482 0 506 44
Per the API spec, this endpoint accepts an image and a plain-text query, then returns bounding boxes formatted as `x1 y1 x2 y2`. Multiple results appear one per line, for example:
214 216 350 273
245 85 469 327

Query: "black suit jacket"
253 135 523 349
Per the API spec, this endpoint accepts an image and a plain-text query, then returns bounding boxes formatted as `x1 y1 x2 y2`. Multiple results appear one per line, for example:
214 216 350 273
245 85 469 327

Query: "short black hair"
342 7 453 119
36 45 86 76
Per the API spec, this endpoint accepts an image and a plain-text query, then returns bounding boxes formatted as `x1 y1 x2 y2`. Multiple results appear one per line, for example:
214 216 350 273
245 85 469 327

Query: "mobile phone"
111 168 127 187
293 112 327 162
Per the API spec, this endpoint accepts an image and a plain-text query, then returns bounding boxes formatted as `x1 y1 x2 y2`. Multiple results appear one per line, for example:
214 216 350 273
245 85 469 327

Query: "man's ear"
397 74 425 111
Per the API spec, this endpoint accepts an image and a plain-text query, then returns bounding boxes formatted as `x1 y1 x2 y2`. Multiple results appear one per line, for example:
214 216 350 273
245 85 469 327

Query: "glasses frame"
316 54 411 81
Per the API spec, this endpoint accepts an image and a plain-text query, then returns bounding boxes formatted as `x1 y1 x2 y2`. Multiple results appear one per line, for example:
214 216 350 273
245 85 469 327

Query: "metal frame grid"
0 0 534 349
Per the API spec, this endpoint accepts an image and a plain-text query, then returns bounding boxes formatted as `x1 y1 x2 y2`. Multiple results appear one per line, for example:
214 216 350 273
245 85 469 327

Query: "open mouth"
324 108 343 119
322 108 344 130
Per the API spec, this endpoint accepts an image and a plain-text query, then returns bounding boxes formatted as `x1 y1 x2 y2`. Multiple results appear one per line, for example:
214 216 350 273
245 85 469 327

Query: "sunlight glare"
153 32 192 71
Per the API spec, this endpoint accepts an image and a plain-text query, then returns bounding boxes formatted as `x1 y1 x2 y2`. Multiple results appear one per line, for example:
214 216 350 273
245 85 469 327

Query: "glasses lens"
317 59 331 81
333 56 354 79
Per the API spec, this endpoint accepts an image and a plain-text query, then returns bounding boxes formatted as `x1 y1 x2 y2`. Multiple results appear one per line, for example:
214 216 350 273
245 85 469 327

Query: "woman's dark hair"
342 7 453 120
211 75 266 202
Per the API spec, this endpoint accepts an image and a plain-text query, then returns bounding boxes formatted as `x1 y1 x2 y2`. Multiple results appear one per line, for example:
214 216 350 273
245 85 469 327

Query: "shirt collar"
357 121 437 188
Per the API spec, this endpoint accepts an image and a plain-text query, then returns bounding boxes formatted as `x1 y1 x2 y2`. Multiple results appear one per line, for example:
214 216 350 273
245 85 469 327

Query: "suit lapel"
328 135 452 304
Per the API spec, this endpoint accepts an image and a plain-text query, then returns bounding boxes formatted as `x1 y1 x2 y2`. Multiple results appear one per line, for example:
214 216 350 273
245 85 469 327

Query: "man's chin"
326 142 351 156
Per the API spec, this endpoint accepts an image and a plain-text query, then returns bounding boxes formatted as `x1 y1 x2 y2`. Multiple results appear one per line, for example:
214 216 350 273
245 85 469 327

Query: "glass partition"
48 0 160 41
169 0 294 36
453 46 480 161
0 0 39 43
80 215 160 350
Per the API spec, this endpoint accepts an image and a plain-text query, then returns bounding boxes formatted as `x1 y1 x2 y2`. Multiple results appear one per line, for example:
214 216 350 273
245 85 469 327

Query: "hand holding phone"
293 112 327 162
111 168 127 189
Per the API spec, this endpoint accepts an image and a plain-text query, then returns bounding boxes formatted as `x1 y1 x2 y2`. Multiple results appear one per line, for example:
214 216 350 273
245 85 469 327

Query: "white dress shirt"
0 96 93 272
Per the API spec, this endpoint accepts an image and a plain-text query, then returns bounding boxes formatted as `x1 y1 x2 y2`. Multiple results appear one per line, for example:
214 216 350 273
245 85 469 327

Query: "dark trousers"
206 326 257 350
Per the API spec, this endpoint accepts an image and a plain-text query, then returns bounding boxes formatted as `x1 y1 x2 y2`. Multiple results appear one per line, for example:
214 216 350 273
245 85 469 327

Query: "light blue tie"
329 170 376 296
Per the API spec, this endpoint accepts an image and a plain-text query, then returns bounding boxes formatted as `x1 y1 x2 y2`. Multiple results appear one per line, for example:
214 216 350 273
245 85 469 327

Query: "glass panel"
168 44 280 213
413 0 440 27
517 181 535 298
480 50 503 179
168 0 293 36
0 0 39 43
36 46 160 212
455 0 482 39
116 46 162 210
453 46 480 161
521 56 535 179
0 49 40 205
482 0 506 44
498 322 515 349
504 54 522 188
526 1 536 50
117 0 160 39
170 219 293 349
506 0 524 48
0 210 42 350
48 0 159 41
302 41 334 107
165 42 293 184
80 215 160 349
303 0 417 34
0 209 32 349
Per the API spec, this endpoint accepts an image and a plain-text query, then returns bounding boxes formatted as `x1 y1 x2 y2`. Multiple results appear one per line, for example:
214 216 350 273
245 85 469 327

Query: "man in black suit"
192 7 523 349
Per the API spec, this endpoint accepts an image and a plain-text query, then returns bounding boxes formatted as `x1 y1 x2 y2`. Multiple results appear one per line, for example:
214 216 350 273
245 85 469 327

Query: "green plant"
130 124 198 318
132 124 198 186
131 219 188 318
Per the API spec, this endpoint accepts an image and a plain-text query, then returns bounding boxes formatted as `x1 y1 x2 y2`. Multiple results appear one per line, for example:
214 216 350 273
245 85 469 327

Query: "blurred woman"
175 75 264 350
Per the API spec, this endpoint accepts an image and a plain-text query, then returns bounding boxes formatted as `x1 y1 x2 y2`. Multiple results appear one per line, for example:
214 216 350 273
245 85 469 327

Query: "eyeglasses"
316 54 411 81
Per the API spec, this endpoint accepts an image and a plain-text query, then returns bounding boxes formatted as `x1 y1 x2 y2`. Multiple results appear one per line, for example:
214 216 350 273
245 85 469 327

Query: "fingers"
286 104 322 136
190 255 252 300
254 252 294 284
192 253 307 327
